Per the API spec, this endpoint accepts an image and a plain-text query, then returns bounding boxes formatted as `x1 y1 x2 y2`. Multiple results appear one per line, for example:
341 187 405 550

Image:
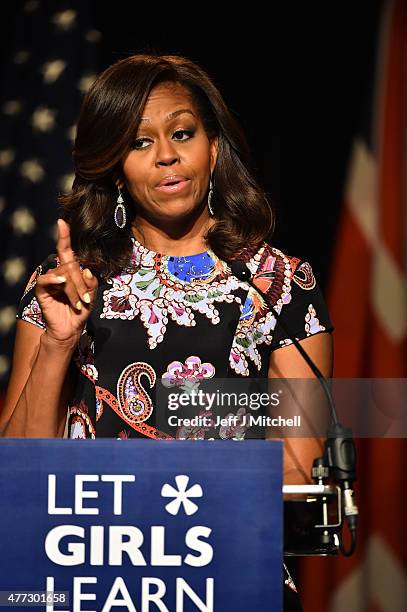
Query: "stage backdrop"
299 1 407 610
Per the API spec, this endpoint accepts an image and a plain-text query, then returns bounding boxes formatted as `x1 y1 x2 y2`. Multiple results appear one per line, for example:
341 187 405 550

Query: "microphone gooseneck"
230 259 358 556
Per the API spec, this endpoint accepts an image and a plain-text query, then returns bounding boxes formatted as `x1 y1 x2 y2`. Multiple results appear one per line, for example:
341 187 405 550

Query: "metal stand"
283 485 341 556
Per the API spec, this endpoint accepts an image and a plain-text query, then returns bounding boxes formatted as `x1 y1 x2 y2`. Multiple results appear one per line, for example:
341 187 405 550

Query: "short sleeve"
270 259 334 351
15 253 58 330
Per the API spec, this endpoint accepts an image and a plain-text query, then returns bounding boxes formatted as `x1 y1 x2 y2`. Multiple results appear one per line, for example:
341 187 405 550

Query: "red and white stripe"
299 1 407 609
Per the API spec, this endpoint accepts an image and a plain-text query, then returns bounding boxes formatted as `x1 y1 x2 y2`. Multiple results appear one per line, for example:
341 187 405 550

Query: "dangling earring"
207 174 214 216
114 186 127 229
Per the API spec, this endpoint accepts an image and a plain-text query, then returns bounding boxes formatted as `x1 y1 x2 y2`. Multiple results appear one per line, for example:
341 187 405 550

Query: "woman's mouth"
155 179 190 194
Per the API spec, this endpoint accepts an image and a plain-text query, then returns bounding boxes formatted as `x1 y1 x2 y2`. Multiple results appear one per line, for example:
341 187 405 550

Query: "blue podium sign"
0 440 282 611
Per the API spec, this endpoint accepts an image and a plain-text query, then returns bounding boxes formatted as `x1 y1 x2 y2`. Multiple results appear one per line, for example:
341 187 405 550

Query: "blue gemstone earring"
114 186 126 229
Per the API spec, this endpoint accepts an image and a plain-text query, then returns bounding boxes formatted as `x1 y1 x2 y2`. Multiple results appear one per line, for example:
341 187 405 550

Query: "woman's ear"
112 167 125 190
210 135 219 174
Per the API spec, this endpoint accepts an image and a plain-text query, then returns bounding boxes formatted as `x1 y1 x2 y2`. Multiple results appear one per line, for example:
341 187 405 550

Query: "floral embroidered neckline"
129 236 223 286
130 236 212 259
102 238 242 349
97 240 299 373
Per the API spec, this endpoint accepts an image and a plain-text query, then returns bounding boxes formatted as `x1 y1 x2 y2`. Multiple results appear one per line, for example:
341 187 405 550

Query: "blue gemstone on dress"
167 252 215 282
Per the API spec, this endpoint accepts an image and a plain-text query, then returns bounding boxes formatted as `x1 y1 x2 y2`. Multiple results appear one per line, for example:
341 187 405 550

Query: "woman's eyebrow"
139 109 196 124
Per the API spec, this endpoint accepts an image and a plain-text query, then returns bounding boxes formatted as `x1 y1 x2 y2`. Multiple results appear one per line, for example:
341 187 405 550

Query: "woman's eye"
173 129 194 141
131 129 194 150
131 138 150 150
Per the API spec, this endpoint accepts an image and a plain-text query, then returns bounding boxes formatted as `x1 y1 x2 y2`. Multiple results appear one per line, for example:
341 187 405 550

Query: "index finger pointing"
56 218 76 265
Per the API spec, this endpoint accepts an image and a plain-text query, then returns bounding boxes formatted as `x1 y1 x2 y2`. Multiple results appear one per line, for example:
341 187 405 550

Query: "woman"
1 53 334 608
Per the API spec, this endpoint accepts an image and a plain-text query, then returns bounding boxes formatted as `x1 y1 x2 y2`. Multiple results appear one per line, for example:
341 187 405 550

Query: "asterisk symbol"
161 475 203 516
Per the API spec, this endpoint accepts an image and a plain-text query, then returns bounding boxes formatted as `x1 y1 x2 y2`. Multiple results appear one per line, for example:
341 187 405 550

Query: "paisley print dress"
16 236 334 440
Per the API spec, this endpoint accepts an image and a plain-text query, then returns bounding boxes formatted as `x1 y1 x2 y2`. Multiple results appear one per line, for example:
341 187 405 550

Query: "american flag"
299 0 407 609
0 1 102 394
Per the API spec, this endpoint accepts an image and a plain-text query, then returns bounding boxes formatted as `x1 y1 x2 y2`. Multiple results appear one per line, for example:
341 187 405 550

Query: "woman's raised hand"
35 219 98 347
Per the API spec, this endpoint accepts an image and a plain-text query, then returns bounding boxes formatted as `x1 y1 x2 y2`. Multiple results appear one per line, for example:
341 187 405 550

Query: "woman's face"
119 82 218 227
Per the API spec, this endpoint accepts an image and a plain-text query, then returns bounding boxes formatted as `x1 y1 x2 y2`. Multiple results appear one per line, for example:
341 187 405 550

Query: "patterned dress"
16 236 334 440
15 236 333 609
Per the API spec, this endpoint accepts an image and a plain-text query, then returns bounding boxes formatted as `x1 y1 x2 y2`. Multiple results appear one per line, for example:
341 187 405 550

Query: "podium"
0 439 283 611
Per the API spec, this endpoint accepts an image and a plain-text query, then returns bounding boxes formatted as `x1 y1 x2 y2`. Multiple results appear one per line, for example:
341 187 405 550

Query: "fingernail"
75 300 82 311
83 292 91 304
84 269 93 279
55 275 66 282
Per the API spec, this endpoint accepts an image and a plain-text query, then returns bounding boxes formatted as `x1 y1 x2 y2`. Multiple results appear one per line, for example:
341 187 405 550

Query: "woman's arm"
267 331 334 485
0 320 75 438
1 220 99 438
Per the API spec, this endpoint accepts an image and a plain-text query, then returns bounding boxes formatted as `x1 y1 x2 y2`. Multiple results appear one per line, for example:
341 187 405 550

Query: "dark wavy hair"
58 53 274 278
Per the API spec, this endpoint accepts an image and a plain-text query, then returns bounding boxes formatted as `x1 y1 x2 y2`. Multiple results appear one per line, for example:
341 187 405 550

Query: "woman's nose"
155 138 180 166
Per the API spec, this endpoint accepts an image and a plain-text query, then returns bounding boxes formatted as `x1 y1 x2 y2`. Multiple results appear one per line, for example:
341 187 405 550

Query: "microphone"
230 259 358 556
